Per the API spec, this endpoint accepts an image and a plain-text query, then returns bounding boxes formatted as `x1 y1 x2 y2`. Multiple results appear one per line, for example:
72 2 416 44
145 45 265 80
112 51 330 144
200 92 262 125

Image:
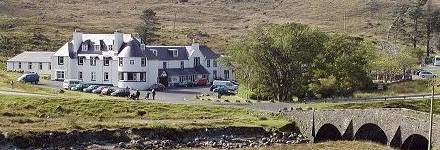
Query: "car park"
101 87 116 95
71 83 90 91
83 85 99 93
92 86 107 94
419 71 437 78
63 79 82 89
110 88 130 97
147 83 166 91
17 73 40 84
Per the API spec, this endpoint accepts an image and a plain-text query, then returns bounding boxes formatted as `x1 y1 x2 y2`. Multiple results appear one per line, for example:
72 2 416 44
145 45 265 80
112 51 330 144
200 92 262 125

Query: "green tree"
136 8 160 44
227 23 375 101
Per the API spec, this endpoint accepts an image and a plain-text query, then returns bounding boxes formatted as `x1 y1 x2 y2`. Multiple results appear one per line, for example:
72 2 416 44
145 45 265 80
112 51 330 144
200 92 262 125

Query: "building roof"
158 66 210 77
7 51 55 62
145 46 189 60
118 40 146 57
199 45 220 59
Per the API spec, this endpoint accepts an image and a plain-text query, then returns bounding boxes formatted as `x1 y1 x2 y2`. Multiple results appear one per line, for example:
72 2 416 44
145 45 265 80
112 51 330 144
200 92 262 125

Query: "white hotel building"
7 30 234 90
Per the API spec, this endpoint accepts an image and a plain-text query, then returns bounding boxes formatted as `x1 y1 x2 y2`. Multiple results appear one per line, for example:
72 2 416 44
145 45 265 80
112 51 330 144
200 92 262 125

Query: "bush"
136 110 147 116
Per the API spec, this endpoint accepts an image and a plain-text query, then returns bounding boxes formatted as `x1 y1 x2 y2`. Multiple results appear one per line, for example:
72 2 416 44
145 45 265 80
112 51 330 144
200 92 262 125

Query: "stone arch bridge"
282 108 440 149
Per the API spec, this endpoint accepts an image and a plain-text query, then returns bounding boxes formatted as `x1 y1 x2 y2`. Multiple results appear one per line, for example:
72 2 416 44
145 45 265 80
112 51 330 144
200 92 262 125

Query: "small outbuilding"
6 51 54 75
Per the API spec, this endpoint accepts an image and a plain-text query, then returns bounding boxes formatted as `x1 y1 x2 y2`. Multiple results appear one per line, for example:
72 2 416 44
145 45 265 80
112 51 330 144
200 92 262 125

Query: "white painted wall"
6 61 52 75
117 57 149 90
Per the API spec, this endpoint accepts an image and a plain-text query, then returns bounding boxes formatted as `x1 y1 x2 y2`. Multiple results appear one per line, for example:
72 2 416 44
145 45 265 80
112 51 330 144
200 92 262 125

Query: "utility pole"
429 83 434 150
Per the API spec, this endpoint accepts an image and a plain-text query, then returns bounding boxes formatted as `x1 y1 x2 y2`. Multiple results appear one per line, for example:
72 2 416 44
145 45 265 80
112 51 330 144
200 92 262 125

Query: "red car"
194 78 208 86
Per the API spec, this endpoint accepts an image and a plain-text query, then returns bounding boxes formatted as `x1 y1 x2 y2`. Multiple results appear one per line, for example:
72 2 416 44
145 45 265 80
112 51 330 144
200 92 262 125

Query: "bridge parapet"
282 108 439 149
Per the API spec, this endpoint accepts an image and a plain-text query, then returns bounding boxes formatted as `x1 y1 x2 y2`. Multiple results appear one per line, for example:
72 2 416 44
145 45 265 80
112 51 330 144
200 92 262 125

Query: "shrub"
136 110 147 116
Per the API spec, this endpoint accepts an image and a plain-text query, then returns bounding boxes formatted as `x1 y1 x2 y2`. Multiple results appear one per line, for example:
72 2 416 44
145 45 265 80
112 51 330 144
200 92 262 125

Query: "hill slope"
0 0 421 54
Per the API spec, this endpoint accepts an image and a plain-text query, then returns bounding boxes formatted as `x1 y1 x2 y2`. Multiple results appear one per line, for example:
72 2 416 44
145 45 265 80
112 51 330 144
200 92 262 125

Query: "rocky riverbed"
0 126 307 149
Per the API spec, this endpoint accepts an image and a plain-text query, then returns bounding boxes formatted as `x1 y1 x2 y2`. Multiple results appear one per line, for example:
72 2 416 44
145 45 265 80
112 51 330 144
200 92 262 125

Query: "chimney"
192 43 200 51
73 29 83 53
114 30 123 51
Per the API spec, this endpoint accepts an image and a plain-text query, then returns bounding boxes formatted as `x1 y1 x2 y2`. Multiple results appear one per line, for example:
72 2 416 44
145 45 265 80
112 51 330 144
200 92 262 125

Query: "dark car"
71 83 90 91
147 84 166 91
101 87 115 95
17 73 39 84
194 78 208 86
111 88 130 97
178 81 195 87
213 85 235 95
83 85 99 93
92 86 107 94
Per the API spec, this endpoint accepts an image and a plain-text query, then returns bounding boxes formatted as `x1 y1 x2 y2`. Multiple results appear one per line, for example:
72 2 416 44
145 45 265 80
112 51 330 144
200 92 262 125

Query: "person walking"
152 89 156 100
135 89 140 100
145 91 150 100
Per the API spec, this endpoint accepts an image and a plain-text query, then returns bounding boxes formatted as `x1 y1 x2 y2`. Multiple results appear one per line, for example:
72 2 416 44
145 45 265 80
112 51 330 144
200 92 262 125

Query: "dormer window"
94 45 100 51
108 45 113 51
81 43 88 51
170 49 178 57
150 49 158 56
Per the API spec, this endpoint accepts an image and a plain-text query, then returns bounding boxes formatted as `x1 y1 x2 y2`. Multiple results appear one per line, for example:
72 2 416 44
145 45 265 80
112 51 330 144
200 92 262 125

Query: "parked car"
415 69 427 76
178 81 195 87
83 85 99 93
111 88 130 97
71 83 90 91
212 80 238 91
147 84 166 91
419 71 437 78
101 87 116 95
17 73 39 84
63 79 82 89
194 78 208 86
213 85 235 95
92 86 107 94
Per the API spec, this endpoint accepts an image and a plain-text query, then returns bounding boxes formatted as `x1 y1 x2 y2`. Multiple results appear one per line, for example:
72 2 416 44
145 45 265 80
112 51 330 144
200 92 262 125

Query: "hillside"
0 0 422 56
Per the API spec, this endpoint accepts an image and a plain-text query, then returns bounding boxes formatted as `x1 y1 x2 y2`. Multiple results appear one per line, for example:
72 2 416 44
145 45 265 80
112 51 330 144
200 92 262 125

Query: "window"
39 63 43 70
127 72 136 81
58 57 64 65
213 70 217 79
90 57 97 66
94 45 100 51
91 72 96 81
48 63 51 70
108 45 113 51
130 60 134 65
141 58 146 66
180 61 184 69
82 43 88 51
104 57 110 66
78 57 85 65
194 57 200 67
28 62 32 69
207 59 211 67
170 49 178 57
163 62 167 69
140 72 146 81
119 72 124 80
150 49 157 56
56 71 65 79
224 70 230 80
104 72 109 81
213 59 218 67
78 72 83 80
18 62 21 69
119 58 123 66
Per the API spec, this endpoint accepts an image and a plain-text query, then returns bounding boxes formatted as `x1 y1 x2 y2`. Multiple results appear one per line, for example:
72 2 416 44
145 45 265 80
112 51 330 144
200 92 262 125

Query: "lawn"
353 79 440 97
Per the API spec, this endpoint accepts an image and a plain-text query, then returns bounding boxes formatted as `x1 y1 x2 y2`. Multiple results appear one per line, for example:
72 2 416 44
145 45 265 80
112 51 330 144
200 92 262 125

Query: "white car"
212 80 238 91
62 79 83 89
419 71 437 78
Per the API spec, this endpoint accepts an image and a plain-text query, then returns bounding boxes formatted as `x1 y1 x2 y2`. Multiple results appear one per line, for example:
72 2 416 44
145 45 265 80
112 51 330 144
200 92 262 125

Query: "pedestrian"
145 91 150 100
10 81 14 89
135 89 140 100
152 89 156 100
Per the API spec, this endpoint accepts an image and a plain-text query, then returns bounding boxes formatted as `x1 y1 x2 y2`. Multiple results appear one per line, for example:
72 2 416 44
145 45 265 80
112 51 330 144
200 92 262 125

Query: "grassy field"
0 0 417 53
0 71 288 135
352 79 439 97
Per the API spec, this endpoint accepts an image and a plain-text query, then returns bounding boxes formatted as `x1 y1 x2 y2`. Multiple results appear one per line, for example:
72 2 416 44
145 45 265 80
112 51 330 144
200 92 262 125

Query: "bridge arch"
315 123 342 143
401 134 428 150
354 123 388 145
